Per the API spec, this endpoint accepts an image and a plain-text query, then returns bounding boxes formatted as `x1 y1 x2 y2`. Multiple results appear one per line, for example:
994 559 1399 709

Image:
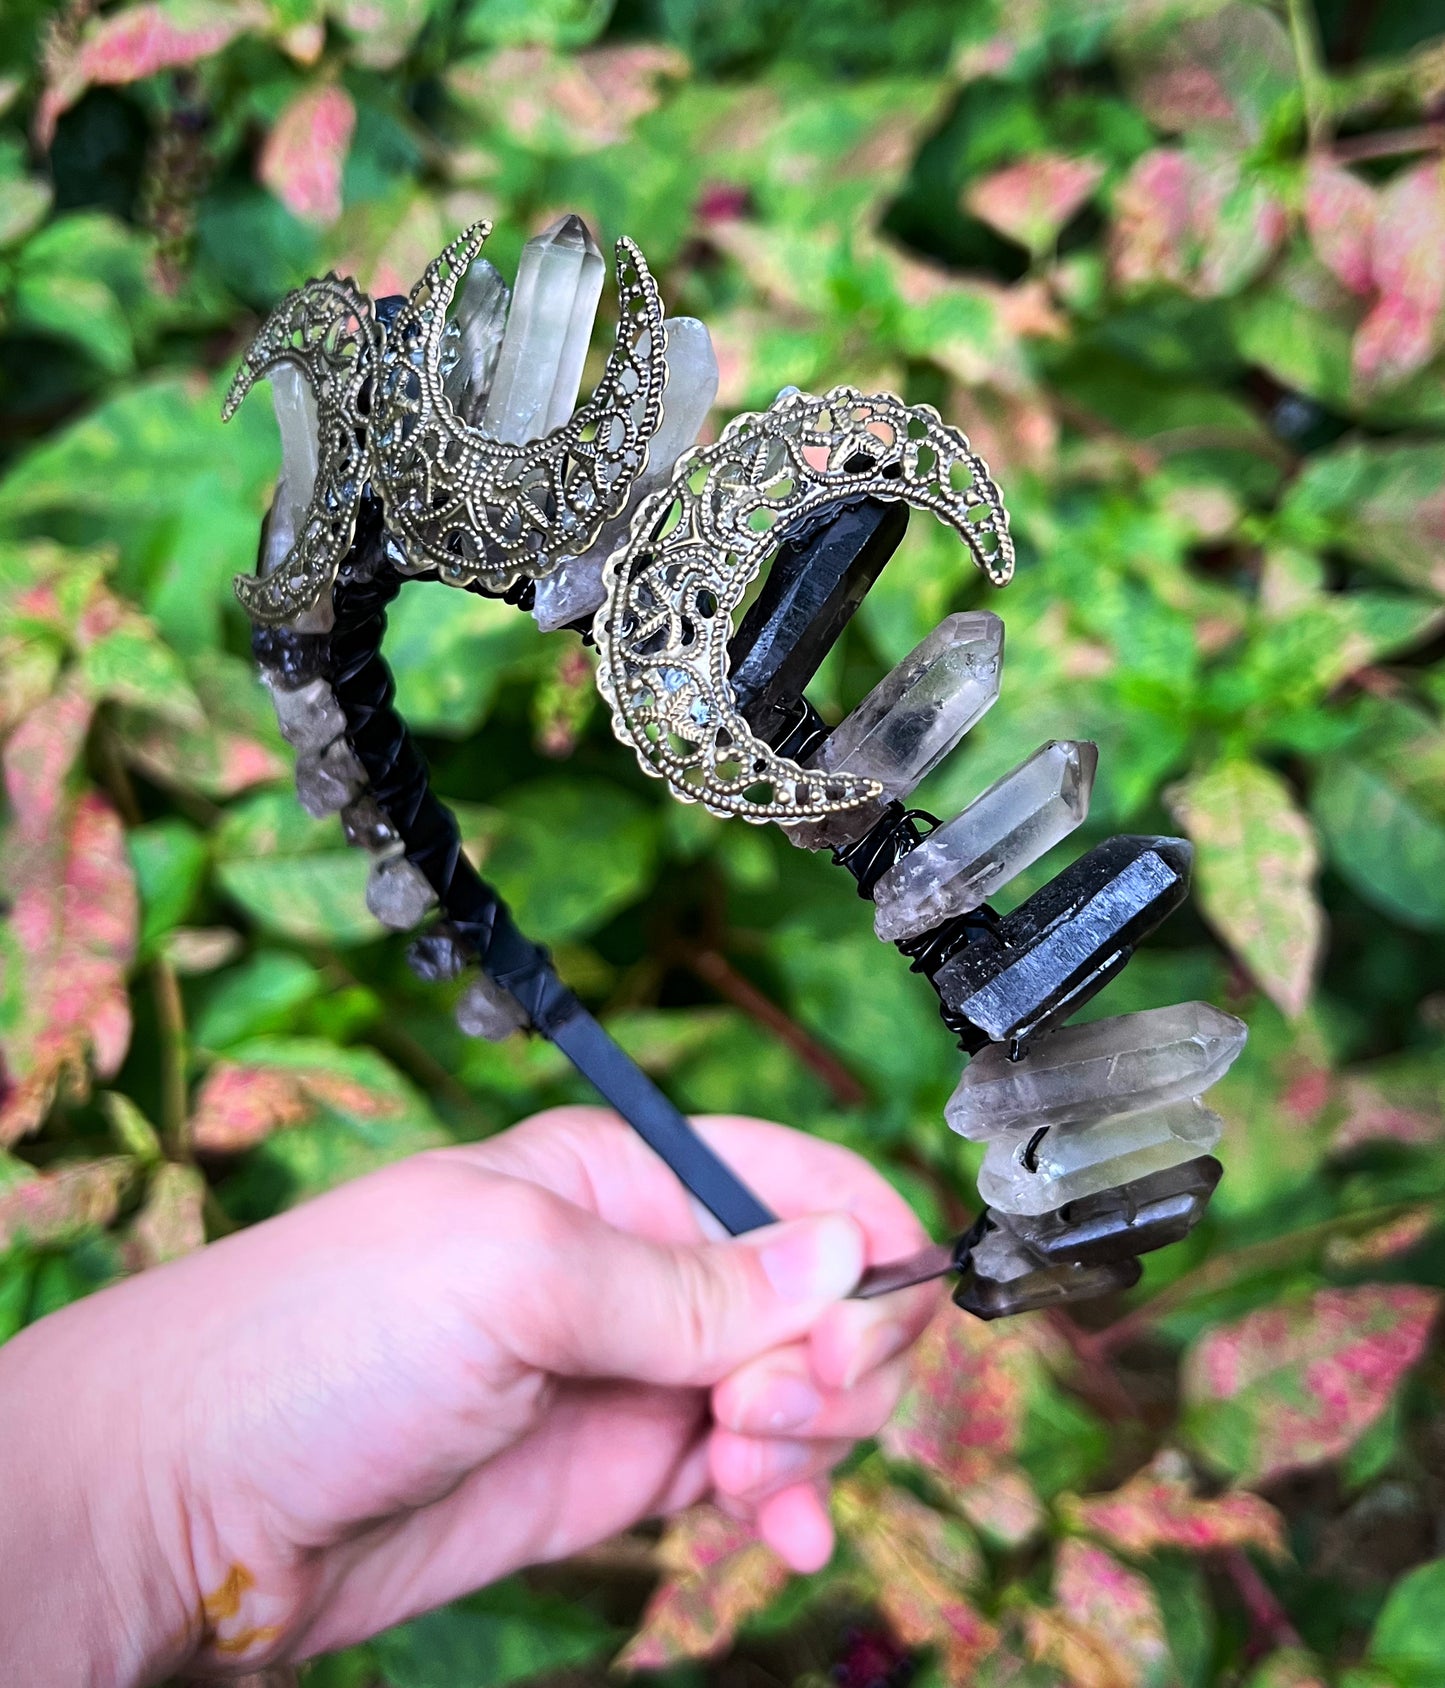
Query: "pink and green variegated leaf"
879 1306 1049 1542
37 0 264 147
1027 1540 1172 1688
123 1162 207 1268
2 674 93 843
964 153 1104 255
835 1476 997 1678
0 1156 132 1249
1354 159 1445 392
1182 1284 1440 1485
0 792 138 1145
1110 146 1285 300
1062 1451 1288 1560
259 84 357 226
615 1507 788 1670
1304 160 1377 298
1168 758 1323 1020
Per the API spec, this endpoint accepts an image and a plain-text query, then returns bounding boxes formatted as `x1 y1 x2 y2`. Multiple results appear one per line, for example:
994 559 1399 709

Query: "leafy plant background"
3 0 1445 1681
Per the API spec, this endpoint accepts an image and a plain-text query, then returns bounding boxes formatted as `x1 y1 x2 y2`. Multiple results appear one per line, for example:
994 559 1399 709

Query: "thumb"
498 1191 866 1387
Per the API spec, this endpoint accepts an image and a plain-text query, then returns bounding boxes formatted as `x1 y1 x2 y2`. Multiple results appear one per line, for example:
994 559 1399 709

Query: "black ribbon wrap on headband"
252 495 778 1239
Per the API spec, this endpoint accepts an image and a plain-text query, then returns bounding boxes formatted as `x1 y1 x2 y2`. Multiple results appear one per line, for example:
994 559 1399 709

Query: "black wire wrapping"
253 494 778 1238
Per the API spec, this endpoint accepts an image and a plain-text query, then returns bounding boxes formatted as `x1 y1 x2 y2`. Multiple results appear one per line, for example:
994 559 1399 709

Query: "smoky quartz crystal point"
953 1214 1141 1320
947 1000 1247 1138
931 835 1193 1057
1005 1156 1222 1268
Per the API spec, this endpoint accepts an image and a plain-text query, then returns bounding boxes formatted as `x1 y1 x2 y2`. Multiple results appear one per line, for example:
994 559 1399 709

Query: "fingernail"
841 1318 909 1390
749 1375 823 1434
755 1215 864 1304
756 1439 813 1488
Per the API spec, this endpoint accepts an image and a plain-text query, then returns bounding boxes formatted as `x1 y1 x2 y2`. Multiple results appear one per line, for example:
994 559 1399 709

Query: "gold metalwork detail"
595 386 1014 823
370 222 668 593
224 275 378 625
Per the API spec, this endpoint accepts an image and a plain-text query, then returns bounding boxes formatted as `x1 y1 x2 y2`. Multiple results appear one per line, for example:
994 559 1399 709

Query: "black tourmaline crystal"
1004 1155 1222 1268
932 834 1193 1058
728 495 907 743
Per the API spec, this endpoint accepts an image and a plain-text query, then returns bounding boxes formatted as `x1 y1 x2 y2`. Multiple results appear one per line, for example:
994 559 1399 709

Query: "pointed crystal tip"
535 212 602 257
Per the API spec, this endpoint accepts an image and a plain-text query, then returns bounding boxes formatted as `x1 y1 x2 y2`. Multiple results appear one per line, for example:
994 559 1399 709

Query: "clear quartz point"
442 258 511 425
456 972 528 1041
407 930 466 983
481 214 605 445
977 1096 1224 1217
295 740 366 817
263 674 346 754
785 612 1004 850
873 739 1097 941
947 1001 1247 1140
267 363 319 563
365 854 436 930
532 316 719 632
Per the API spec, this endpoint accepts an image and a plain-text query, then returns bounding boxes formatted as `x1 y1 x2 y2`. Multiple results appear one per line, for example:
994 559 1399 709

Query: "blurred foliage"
3 0 1445 1681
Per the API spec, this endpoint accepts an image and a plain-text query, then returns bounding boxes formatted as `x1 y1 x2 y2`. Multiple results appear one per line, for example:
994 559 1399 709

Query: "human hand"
0 1106 937 1683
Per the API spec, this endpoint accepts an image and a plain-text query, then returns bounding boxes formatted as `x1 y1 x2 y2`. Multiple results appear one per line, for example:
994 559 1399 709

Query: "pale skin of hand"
0 1106 938 1684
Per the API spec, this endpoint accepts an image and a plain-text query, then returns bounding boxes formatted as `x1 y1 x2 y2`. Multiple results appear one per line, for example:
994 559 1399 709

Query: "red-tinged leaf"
259 84 356 227
880 1308 1050 1543
38 0 262 147
1354 160 1445 391
964 153 1104 255
835 1477 997 1678
449 44 687 156
0 1156 132 1249
1 677 93 844
1167 758 1323 1019
1062 1451 1288 1560
1110 146 1285 300
1244 1649 1330 1688
189 1062 313 1154
1304 160 1377 297
615 1507 788 1671
1182 1284 1441 1485
1331 1067 1445 1154
0 794 138 1145
1125 5 1296 144
1027 1541 1171 1688
124 1161 206 1268
1324 1208 1440 1271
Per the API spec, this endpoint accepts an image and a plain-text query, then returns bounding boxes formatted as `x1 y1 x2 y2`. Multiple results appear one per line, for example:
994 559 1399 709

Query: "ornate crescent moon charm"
594 387 1015 822
225 275 379 626
368 221 668 592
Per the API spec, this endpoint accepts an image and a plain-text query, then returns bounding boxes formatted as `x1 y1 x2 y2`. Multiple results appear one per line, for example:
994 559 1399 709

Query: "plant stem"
1288 0 1331 148
1226 1548 1303 1654
1333 123 1445 162
685 946 868 1107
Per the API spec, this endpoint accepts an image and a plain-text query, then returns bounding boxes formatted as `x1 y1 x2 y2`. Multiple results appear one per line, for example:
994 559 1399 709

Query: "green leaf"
482 778 656 942
372 1580 614 1687
127 818 210 959
191 951 326 1050
1168 758 1324 1019
1368 1558 1445 1684
1280 440 1445 597
214 791 378 946
79 620 204 725
1313 758 1445 932
387 584 542 735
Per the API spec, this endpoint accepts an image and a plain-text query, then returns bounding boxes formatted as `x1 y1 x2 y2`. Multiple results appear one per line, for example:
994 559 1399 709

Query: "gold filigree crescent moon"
226 275 379 626
594 386 1015 823
368 221 669 592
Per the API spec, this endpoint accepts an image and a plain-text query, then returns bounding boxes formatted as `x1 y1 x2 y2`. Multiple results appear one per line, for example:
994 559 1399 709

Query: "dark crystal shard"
932 835 1193 1058
728 495 907 744
952 1212 1142 1321
1007 1155 1222 1268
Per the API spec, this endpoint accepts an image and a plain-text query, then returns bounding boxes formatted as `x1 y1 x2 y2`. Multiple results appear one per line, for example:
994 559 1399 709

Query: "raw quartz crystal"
947 1001 1247 1140
1007 1156 1223 1269
442 258 511 425
532 316 720 632
264 363 333 633
340 795 399 854
365 852 436 930
456 972 528 1040
977 1095 1224 1217
954 1217 1141 1320
481 214 605 445
263 674 346 753
873 739 1097 941
786 611 1004 851
295 738 367 818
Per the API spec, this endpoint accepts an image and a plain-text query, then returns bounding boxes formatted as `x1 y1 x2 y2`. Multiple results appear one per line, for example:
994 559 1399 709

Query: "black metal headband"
229 216 1245 1315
